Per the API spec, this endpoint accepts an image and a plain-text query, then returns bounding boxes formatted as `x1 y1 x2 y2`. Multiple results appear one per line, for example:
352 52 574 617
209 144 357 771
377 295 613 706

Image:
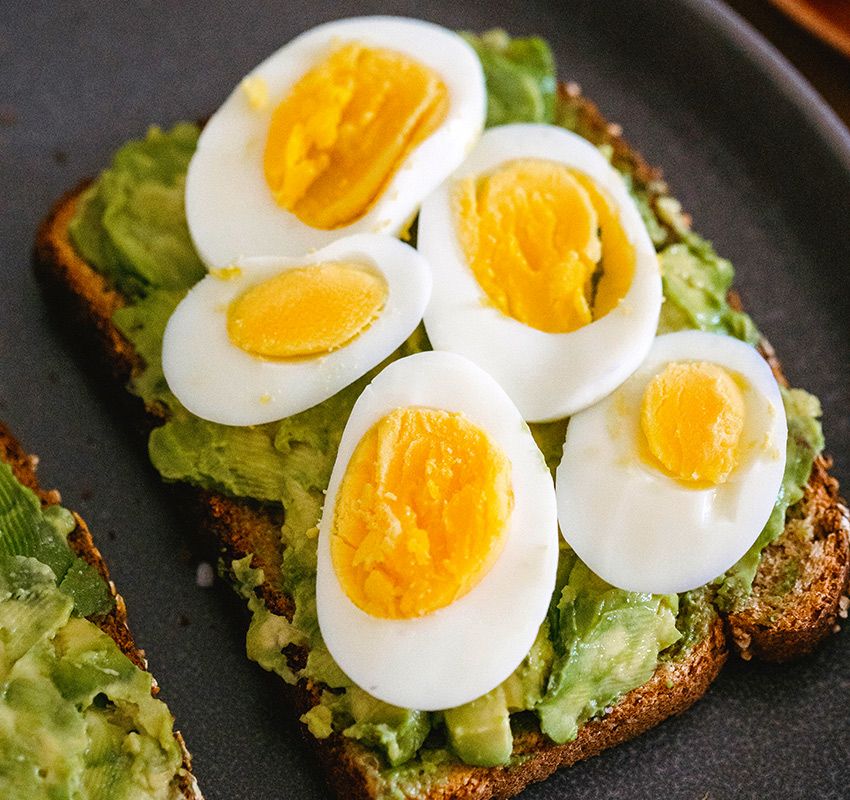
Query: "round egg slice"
556 330 788 595
186 16 486 267
418 123 662 423
316 351 559 711
162 234 431 426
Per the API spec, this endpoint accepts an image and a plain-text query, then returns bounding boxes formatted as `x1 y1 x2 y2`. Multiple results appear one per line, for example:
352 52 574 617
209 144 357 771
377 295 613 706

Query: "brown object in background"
770 0 850 59
728 0 850 127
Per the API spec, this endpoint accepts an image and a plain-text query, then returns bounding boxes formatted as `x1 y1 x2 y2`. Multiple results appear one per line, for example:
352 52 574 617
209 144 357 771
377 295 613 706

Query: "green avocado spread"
0 462 184 797
68 30 825 776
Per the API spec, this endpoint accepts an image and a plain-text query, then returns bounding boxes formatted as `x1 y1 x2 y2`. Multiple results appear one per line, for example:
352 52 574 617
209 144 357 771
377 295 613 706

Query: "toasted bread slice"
0 423 202 800
32 83 849 799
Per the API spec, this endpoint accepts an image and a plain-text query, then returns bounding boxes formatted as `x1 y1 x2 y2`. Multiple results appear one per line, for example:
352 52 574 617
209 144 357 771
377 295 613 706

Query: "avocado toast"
31 28 849 800
0 422 201 799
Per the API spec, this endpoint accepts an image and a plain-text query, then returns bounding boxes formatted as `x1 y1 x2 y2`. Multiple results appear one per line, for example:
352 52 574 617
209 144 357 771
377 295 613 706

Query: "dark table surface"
1 1 849 798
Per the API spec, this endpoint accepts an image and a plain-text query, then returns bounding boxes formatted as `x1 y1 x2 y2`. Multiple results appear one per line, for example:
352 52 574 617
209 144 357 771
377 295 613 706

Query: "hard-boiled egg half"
186 16 486 267
418 123 662 423
162 234 431 426
316 351 559 710
556 330 787 594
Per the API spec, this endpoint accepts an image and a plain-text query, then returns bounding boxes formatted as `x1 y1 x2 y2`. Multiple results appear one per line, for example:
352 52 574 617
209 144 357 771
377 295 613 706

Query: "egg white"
418 123 662 423
316 351 559 711
161 234 431 426
556 330 788 595
185 16 486 267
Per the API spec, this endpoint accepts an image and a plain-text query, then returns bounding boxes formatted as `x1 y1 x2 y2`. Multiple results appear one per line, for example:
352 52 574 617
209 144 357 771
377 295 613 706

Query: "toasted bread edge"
0 423 202 800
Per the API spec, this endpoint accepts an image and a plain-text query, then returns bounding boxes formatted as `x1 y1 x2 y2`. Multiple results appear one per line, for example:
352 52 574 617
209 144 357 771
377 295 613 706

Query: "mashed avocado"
461 29 556 127
68 31 824 772
0 462 184 798
0 461 110 618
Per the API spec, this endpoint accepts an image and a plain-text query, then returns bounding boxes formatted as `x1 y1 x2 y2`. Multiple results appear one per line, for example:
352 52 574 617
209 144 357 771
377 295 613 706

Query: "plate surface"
1 1 849 798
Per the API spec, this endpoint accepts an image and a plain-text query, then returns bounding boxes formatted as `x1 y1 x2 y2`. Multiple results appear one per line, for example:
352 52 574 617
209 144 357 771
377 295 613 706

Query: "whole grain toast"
0 423 202 800
31 82 850 799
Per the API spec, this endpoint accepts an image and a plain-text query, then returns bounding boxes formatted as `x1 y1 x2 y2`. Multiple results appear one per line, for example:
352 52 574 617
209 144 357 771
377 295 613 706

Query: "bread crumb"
832 623 841 634
195 562 214 588
565 82 581 97
732 628 751 653
606 122 623 137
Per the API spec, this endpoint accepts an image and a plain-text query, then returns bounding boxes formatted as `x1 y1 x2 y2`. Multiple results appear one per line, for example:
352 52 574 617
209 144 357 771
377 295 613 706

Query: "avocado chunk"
444 688 512 767
0 555 183 799
444 621 554 766
461 30 556 127
339 687 431 768
0 463 183 797
0 461 111 617
537 559 681 744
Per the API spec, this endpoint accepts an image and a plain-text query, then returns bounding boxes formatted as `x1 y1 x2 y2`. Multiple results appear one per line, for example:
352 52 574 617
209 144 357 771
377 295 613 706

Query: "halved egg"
161 234 431 426
316 351 559 710
418 123 662 423
556 330 787 594
186 16 486 266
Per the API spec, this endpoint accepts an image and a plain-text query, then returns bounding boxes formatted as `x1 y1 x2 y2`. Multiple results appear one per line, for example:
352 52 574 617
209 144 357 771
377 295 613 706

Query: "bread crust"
727 455 850 662
0 423 202 800
30 84 849 800
314 620 727 800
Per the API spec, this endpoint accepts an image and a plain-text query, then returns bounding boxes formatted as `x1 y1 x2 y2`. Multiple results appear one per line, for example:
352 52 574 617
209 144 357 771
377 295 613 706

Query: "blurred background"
729 0 850 127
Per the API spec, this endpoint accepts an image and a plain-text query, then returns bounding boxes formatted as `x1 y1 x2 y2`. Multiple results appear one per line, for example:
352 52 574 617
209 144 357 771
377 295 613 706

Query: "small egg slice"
556 330 788 595
161 234 431 426
316 351 559 710
186 16 486 266
418 123 662 423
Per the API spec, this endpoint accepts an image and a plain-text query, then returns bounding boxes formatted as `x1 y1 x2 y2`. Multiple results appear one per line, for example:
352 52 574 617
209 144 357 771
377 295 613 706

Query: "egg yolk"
453 159 635 333
227 261 387 358
640 361 745 485
331 407 514 619
264 43 448 230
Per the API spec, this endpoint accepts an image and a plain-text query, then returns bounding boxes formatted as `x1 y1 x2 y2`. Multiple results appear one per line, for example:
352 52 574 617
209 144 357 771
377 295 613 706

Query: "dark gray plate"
1 0 849 797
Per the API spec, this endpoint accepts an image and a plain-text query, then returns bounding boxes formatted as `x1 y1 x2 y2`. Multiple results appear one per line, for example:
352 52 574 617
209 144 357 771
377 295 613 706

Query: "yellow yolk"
331 407 514 619
453 159 635 333
640 361 746 485
264 43 448 230
227 261 387 358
